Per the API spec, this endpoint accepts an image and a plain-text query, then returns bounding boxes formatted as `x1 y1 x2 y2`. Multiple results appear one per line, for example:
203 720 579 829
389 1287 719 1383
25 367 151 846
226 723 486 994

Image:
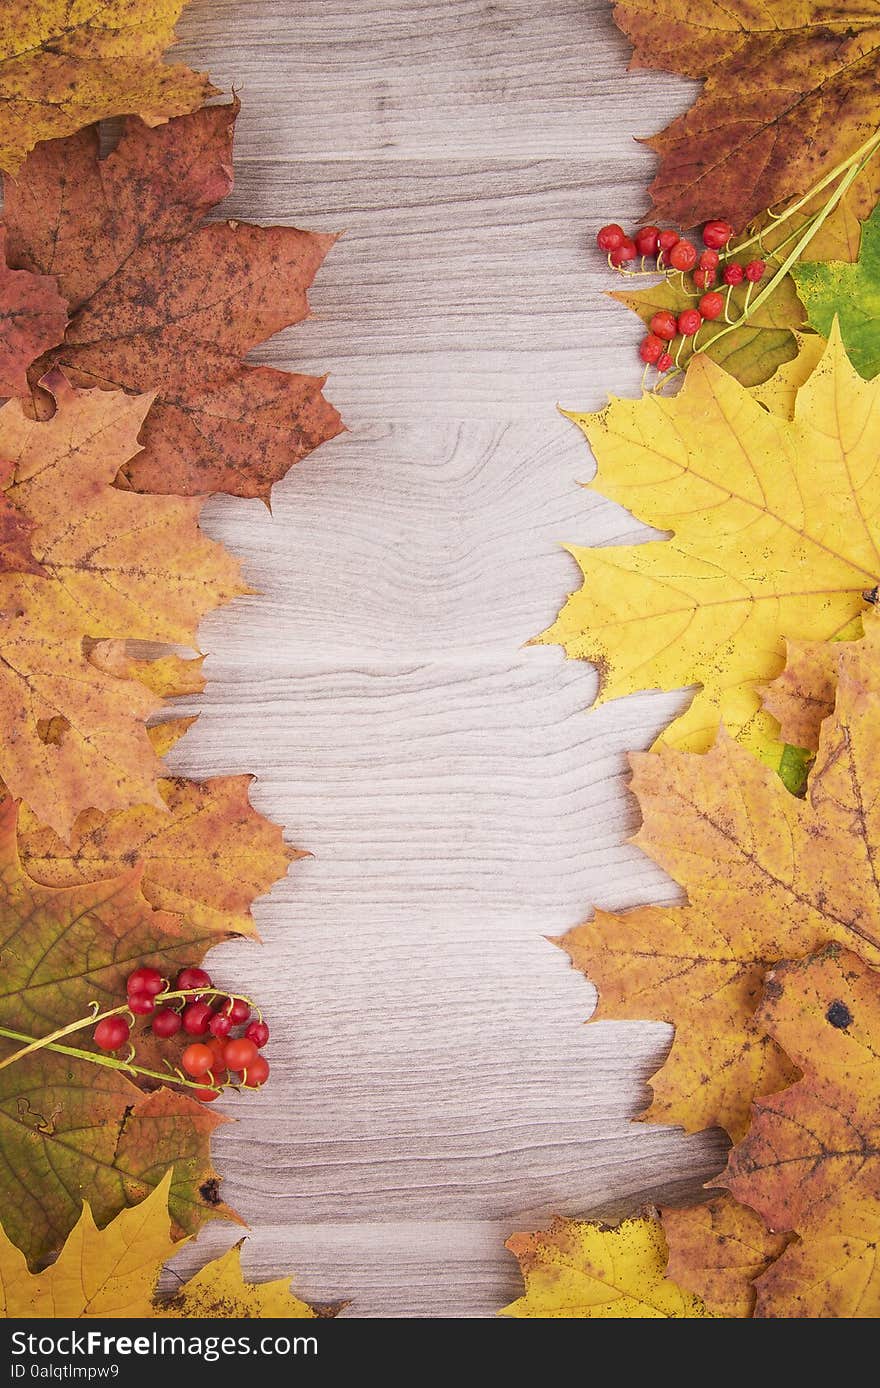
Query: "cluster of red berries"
596 220 766 374
93 964 270 1101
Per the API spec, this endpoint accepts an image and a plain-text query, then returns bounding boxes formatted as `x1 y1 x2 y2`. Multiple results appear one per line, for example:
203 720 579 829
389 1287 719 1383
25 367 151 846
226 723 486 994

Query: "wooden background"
164 0 728 1317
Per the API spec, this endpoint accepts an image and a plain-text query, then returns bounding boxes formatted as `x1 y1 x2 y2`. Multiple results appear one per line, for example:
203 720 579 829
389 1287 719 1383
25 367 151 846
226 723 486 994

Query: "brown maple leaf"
662 1195 790 1318
613 0 880 230
0 0 215 176
560 615 880 1140
2 101 343 500
0 373 244 838
0 796 235 1266
0 229 67 397
719 946 880 1318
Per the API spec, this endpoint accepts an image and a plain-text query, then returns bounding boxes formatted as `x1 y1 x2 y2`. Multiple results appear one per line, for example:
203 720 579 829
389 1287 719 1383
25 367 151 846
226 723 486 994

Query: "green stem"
0 987 251 1073
0 1025 219 1095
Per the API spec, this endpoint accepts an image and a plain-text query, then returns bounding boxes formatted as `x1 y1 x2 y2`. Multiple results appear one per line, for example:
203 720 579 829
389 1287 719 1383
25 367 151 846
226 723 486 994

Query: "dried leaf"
538 327 880 761
0 796 234 1265
613 0 880 230
162 1244 323 1319
560 614 880 1139
0 374 244 836
501 1214 713 1318
3 102 343 500
0 1 214 175
719 946 880 1317
792 207 880 379
0 228 66 396
662 1195 789 1318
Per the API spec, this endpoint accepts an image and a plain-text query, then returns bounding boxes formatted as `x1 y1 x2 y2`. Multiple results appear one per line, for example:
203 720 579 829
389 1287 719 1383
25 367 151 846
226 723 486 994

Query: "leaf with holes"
719 946 880 1317
2 100 343 500
0 374 244 837
560 612 880 1139
0 1172 325 1318
0 796 236 1266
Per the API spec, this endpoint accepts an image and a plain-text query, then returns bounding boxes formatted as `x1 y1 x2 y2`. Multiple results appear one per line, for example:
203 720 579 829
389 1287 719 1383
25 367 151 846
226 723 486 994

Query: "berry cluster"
596 220 766 376
94 964 270 1101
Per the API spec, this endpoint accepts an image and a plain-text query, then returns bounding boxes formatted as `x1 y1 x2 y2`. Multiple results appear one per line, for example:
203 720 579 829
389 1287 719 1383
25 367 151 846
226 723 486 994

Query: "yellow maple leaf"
537 324 880 761
749 332 827 419
500 1214 713 1318
0 1175 323 1319
0 1 215 175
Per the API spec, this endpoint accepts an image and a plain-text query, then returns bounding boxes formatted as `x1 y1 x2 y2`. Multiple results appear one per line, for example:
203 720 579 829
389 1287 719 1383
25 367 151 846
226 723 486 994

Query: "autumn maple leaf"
0 1173 327 1318
0 797 235 1266
719 946 880 1318
661 1194 789 1319
537 327 880 762
501 1214 713 1318
560 612 880 1139
613 0 880 231
0 374 244 837
2 100 343 500
0 0 214 176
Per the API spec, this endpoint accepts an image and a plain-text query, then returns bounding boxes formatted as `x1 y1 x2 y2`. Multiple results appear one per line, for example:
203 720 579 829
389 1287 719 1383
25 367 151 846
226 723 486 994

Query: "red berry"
699 291 725 321
206 1037 228 1070
745 259 765 282
649 310 677 341
693 267 716 289
656 352 673 373
723 263 744 286
182 1042 215 1078
638 333 664 365
677 309 702 336
193 1086 221 1102
128 991 155 1016
245 1020 270 1048
702 220 734 250
175 967 212 993
221 997 250 1026
224 1037 259 1072
182 1001 213 1036
658 229 680 253
634 225 660 257
596 223 625 252
667 240 697 272
699 249 719 271
126 966 163 998
209 1011 232 1039
609 237 637 267
243 1055 270 1087
152 1007 182 1038
94 1016 130 1052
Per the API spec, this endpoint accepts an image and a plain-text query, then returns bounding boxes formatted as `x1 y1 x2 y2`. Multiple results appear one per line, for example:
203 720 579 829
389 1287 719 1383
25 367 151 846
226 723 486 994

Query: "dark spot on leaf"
825 1000 852 1029
200 1177 221 1205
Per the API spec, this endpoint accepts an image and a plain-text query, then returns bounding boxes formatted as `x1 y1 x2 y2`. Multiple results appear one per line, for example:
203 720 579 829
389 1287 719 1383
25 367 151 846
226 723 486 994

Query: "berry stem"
0 987 253 1073
0 1024 219 1095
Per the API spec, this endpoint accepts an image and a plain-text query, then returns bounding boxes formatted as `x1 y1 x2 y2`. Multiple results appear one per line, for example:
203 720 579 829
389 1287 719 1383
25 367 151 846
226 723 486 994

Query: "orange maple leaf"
719 946 880 1318
560 616 880 1139
2 101 343 501
0 374 244 837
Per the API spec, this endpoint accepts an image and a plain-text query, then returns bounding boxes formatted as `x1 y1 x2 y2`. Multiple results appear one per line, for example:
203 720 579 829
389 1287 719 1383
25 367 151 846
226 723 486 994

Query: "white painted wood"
164 0 721 1317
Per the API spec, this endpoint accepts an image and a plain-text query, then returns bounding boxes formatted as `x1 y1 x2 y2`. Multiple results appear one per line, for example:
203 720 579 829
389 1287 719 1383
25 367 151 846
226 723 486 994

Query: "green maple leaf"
792 208 880 379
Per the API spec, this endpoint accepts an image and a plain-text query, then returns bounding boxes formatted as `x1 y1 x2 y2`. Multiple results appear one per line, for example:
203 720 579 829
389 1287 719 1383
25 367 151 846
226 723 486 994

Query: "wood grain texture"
163 0 725 1317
